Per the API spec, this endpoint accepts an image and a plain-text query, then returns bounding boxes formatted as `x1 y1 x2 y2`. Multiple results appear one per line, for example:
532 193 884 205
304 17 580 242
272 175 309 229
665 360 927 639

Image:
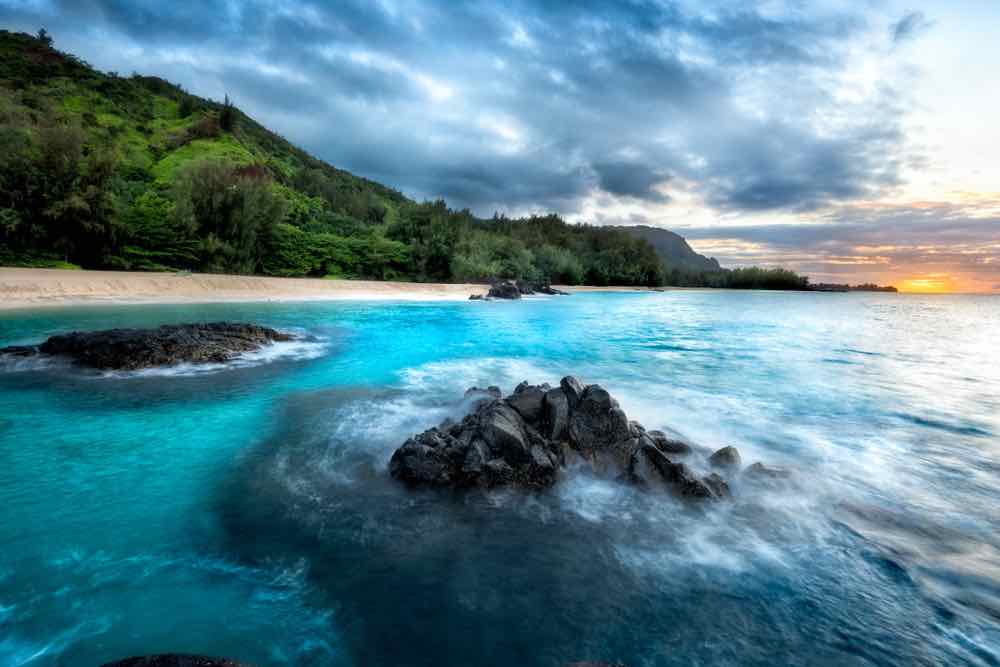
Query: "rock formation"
471 279 570 300
389 377 768 501
0 322 292 370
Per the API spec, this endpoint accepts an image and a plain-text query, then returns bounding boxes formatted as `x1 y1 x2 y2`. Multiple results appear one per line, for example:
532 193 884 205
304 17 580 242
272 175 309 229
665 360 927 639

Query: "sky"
1 0 998 292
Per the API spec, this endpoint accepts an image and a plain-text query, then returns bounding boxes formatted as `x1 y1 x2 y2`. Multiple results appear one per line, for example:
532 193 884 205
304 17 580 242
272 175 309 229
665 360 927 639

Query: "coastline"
0 267 670 310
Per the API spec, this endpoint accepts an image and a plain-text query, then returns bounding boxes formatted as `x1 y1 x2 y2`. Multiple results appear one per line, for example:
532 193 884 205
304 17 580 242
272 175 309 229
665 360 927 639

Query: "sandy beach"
0 267 664 310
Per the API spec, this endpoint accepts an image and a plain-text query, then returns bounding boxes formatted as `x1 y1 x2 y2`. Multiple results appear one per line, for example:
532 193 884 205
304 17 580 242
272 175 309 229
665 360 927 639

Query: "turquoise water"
0 292 998 666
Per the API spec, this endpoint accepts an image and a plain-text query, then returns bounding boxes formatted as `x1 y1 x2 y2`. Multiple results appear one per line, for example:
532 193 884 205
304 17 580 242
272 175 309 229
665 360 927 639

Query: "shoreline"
0 267 673 310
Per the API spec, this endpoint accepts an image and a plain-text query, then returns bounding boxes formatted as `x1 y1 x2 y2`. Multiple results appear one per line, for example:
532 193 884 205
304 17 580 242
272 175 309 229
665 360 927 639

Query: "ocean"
0 291 997 666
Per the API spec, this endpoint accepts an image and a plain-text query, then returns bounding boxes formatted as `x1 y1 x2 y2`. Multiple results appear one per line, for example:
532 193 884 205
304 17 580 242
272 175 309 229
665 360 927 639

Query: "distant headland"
810 283 898 293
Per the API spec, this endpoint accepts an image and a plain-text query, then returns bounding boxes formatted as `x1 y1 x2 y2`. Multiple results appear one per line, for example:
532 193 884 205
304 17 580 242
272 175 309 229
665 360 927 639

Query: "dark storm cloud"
592 161 670 203
0 0 919 215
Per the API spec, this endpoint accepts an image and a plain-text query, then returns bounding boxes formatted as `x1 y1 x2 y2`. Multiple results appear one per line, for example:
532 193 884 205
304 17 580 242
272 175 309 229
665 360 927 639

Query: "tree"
172 159 287 273
36 28 52 47
178 94 194 118
219 94 235 132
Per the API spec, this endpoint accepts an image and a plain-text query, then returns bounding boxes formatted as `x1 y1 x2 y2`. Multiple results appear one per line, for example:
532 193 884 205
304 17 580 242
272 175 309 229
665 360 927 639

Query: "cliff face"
614 226 721 273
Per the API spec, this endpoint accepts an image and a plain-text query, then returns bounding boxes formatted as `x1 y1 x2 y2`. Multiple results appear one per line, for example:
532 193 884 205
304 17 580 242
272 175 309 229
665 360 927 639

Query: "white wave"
0 353 66 373
100 333 328 378
397 356 559 398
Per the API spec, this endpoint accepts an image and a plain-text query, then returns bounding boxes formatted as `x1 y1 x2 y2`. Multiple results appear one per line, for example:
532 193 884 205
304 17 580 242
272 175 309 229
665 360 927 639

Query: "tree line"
0 29 809 291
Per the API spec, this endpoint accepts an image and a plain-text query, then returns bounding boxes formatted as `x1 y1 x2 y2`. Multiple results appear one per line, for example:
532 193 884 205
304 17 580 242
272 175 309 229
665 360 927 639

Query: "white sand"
0 268 664 310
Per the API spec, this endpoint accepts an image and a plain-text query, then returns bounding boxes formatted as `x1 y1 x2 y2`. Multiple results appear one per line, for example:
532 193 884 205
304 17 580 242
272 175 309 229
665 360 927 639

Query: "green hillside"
0 29 807 289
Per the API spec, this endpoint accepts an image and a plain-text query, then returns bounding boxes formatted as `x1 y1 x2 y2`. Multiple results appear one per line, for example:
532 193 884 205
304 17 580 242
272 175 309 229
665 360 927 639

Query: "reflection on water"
0 292 997 666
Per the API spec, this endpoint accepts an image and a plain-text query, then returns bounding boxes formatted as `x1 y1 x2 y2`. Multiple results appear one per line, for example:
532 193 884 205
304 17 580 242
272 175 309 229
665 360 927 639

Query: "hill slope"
0 29 807 290
616 225 721 272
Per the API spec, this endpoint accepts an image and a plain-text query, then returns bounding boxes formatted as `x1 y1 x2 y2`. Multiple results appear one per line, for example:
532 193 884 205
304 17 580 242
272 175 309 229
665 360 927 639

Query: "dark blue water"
0 292 998 666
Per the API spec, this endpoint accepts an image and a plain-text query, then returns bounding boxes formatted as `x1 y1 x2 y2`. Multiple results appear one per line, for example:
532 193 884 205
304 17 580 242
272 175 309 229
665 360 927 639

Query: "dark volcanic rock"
647 429 693 455
560 375 585 409
542 387 570 441
12 322 292 370
709 446 742 469
507 381 549 422
476 279 569 300
627 443 729 499
101 656 252 667
390 377 740 501
487 280 522 299
389 391 559 489
567 384 631 463
743 461 792 483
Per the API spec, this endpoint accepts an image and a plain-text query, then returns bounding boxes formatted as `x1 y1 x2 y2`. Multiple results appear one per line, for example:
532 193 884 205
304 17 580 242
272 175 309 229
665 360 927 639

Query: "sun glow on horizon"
897 274 956 293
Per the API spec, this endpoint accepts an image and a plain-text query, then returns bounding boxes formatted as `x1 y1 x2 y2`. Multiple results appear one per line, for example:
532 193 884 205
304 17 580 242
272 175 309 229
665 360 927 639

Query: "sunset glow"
898 274 957 294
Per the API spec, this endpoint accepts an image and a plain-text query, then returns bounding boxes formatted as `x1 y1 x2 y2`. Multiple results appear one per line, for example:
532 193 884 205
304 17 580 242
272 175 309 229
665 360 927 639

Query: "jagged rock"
515 279 536 295
743 462 792 483
647 430 693 455
390 377 761 502
703 473 732 498
464 385 502 405
567 385 631 459
507 381 549 422
559 375 585 410
487 280 522 299
101 656 252 667
537 284 570 295
4 322 292 370
469 293 484 300
627 444 728 499
709 446 742 469
543 387 570 441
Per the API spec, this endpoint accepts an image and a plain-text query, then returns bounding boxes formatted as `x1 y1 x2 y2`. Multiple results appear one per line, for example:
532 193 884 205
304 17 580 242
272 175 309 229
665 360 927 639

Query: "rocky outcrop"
101 656 252 667
487 280 522 299
0 322 292 370
471 279 570 300
389 376 737 501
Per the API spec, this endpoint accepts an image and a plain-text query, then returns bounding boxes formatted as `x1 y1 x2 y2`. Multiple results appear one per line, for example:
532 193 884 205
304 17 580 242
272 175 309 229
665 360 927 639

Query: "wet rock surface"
389 376 774 501
0 322 292 370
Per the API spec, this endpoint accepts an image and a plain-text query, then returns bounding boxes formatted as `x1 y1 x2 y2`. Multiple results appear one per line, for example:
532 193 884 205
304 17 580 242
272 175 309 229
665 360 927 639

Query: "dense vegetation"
0 30 808 290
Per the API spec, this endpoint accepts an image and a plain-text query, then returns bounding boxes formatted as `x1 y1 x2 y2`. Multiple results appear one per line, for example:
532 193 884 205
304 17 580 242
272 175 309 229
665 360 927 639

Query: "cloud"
677 203 1000 289
591 161 670 203
892 11 931 44
0 0 924 217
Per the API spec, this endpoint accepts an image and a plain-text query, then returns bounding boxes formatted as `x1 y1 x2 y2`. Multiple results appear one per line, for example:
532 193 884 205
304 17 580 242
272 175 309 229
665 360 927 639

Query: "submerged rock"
1 322 292 370
743 461 792 483
101 656 252 667
389 376 734 500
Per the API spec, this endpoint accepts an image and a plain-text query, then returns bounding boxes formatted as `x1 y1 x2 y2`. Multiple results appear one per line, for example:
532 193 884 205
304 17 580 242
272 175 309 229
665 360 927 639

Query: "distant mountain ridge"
615 225 722 273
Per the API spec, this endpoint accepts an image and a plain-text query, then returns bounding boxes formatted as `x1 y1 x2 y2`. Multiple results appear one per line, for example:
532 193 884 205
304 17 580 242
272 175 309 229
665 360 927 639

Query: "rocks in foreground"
101 656 252 667
390 377 780 501
0 322 292 370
